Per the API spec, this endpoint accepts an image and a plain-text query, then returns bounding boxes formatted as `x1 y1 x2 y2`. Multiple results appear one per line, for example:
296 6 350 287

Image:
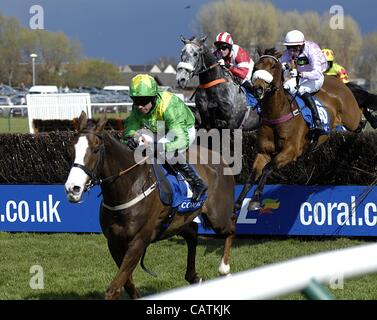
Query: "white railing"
26 93 92 133
143 243 377 300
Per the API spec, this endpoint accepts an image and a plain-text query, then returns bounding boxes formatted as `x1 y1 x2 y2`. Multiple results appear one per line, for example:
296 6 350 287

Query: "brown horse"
235 48 363 210
64 112 236 300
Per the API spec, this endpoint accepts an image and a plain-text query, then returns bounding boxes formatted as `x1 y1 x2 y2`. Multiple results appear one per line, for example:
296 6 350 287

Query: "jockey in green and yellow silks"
322 48 350 84
124 74 207 201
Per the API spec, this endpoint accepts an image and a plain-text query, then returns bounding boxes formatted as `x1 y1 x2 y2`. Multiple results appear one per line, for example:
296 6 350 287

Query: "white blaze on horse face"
65 136 90 202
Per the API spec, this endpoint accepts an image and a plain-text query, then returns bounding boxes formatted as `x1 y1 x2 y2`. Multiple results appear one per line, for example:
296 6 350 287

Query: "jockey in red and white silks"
214 32 254 91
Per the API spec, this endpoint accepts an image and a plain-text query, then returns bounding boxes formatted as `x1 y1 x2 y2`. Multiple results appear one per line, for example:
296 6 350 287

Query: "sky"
0 0 376 65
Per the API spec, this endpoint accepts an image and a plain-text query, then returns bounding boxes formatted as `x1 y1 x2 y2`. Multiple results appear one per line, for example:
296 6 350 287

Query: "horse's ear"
199 35 207 44
256 47 264 58
180 35 189 44
95 114 107 133
77 111 87 132
275 50 283 59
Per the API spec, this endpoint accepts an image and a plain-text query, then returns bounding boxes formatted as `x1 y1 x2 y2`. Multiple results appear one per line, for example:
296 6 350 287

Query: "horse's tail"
347 82 377 111
140 248 157 277
200 212 213 230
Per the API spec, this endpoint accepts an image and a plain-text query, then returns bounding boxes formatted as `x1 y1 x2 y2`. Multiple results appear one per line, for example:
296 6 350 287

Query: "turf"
0 232 376 300
0 113 128 134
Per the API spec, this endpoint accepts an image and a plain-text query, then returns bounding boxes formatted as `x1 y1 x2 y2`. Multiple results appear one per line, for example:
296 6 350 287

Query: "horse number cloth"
152 163 207 213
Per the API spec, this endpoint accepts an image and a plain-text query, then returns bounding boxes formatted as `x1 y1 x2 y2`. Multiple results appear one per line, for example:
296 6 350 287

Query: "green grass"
0 232 376 300
0 117 29 133
0 113 129 134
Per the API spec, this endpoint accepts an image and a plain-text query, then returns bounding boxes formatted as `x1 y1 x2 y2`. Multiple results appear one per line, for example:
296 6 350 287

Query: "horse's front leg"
235 153 271 210
105 235 148 300
249 146 297 210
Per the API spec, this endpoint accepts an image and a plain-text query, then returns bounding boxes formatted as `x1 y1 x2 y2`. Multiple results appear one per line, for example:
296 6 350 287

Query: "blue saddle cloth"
294 95 346 133
152 164 207 213
240 87 261 112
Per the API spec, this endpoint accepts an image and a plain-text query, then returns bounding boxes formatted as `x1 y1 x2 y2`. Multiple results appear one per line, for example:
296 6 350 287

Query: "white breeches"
283 75 324 95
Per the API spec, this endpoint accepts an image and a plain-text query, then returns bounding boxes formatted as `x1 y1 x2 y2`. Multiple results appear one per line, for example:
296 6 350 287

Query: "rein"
72 131 149 189
256 55 301 126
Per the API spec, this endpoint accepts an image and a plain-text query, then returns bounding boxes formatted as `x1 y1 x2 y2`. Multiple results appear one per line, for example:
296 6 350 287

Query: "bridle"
252 55 281 99
72 131 105 190
178 41 220 78
254 55 301 126
71 131 147 191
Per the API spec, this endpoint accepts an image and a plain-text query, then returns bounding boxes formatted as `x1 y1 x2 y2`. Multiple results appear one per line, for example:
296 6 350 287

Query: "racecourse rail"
143 243 377 300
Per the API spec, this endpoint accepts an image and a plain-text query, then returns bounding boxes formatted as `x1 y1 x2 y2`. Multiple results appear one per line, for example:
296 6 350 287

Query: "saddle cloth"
240 86 260 111
294 95 346 133
152 163 207 213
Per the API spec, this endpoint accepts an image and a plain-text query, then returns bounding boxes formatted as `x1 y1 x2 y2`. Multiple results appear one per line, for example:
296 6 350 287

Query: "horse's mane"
189 37 218 65
263 47 281 58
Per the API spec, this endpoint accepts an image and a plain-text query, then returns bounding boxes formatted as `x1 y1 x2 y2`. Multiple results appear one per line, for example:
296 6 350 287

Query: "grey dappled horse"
176 36 259 131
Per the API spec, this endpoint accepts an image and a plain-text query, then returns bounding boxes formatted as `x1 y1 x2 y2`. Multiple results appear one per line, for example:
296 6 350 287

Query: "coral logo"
237 198 280 224
260 198 280 214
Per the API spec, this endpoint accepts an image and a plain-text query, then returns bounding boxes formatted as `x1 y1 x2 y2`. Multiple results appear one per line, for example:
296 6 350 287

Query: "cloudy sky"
0 0 375 64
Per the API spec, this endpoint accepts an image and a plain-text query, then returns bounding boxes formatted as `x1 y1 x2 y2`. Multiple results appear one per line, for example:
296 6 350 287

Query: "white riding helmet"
283 30 305 46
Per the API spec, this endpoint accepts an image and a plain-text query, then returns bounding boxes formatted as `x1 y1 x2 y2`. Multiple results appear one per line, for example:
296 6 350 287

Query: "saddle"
294 95 334 134
152 163 207 213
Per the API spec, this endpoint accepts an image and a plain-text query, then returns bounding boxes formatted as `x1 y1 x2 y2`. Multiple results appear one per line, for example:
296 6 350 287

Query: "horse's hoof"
105 287 122 300
248 201 261 211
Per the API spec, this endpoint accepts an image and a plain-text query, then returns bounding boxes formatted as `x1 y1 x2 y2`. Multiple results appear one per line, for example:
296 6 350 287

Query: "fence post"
302 279 335 300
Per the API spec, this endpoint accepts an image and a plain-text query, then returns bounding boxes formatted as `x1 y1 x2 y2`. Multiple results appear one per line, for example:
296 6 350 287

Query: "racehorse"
235 48 363 211
176 36 259 131
64 112 236 300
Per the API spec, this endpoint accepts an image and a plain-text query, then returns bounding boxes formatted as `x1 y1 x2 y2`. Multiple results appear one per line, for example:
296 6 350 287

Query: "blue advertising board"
0 185 102 232
1 184 377 236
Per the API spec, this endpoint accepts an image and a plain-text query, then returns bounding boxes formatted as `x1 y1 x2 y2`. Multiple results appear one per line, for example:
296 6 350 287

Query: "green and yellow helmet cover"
129 74 158 97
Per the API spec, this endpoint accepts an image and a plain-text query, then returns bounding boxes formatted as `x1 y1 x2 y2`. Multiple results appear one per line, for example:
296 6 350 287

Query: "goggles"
131 96 153 106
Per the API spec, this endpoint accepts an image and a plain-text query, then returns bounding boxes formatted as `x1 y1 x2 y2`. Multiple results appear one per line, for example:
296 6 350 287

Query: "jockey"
322 48 377 129
280 30 328 134
124 74 207 201
213 32 255 96
322 48 350 83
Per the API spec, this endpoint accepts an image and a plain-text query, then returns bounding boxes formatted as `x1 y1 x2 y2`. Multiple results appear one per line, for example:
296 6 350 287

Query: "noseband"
72 131 105 190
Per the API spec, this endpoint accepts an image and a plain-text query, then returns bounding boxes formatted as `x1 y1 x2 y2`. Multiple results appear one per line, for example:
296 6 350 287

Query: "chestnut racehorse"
236 48 363 210
65 112 236 300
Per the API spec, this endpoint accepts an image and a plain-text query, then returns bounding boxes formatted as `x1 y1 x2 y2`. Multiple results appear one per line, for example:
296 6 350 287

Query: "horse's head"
251 48 283 100
176 35 207 88
65 111 107 203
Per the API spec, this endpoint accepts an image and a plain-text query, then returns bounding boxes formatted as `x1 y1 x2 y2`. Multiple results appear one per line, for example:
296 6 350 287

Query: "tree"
195 0 362 71
64 59 124 88
356 33 377 91
0 15 23 86
196 0 279 57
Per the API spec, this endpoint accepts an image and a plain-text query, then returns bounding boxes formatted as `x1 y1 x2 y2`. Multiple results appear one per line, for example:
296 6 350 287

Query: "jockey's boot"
173 162 208 202
300 92 325 133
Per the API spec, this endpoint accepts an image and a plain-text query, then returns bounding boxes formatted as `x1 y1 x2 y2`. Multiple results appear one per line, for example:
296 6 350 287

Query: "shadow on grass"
25 288 167 300
24 291 106 300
